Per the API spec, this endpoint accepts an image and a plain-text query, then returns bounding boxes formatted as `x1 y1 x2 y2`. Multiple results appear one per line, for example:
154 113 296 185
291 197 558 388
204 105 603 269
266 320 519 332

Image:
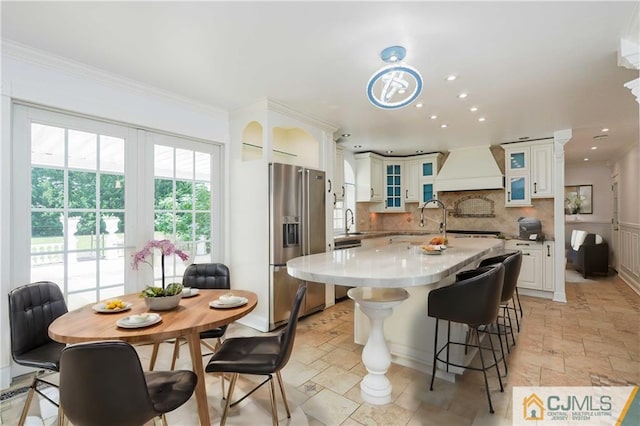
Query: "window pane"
101 213 124 249
69 213 97 250
155 178 174 210
195 152 210 181
175 149 193 180
31 259 64 286
31 123 65 167
69 171 96 208
32 168 64 208
195 182 211 210
101 173 125 209
100 248 125 287
155 145 174 178
68 129 97 170
175 212 192 242
31 212 63 245
195 213 210 241
68 258 97 291
176 181 193 210
67 290 97 311
154 212 175 237
100 136 124 173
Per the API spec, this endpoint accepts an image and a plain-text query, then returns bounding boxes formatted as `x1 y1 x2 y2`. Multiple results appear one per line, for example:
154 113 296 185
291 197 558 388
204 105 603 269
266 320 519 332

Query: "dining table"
48 289 258 426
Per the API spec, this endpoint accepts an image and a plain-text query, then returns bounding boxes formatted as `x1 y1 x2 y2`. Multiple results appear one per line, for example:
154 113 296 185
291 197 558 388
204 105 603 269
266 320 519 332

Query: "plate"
181 288 200 298
422 249 443 255
116 313 162 329
209 297 248 309
92 302 133 313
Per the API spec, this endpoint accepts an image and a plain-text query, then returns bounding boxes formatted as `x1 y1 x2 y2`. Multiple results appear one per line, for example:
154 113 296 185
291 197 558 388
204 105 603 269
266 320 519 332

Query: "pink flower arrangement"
132 239 189 290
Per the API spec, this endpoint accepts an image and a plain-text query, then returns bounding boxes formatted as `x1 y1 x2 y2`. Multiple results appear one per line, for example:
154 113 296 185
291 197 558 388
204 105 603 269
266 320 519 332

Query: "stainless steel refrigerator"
269 162 326 330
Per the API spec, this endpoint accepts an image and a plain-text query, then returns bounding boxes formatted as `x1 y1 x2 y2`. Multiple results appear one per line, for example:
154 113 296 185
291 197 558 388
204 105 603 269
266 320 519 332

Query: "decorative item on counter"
132 239 189 310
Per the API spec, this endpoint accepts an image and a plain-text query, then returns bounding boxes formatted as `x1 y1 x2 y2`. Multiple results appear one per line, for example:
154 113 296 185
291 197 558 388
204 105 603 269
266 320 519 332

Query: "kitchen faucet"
345 208 355 234
419 198 447 240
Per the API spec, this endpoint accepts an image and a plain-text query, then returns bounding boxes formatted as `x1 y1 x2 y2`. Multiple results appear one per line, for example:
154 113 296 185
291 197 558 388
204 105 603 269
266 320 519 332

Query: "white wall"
564 163 613 247
1 43 231 388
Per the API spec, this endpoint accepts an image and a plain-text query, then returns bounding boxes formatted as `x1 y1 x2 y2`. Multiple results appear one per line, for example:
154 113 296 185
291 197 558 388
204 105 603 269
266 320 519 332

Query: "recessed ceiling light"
354 145 362 149
386 150 393 154
430 115 437 119
440 124 448 128
601 128 609 132
416 150 424 153
415 102 423 108
341 133 351 138
457 93 468 99
470 106 478 112
478 117 486 122
591 146 598 150
584 158 589 161
446 75 457 81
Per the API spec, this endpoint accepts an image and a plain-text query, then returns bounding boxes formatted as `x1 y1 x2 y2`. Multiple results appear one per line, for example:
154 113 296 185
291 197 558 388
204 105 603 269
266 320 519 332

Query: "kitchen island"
287 236 503 404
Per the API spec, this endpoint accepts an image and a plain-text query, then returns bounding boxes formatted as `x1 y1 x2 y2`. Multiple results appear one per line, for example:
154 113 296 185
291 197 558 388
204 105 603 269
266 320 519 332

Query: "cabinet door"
543 241 555 291
356 154 383 202
517 248 543 290
531 144 553 198
506 174 531 206
334 147 345 201
506 148 529 173
404 159 420 202
384 161 403 210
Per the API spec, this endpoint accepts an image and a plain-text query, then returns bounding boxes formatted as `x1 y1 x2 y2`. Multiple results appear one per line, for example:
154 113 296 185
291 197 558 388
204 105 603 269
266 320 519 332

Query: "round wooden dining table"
49 289 258 426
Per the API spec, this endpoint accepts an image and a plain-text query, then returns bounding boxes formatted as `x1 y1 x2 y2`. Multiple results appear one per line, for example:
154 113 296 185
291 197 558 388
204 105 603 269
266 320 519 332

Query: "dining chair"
205 283 307 426
428 264 505 414
59 340 197 426
8 281 68 426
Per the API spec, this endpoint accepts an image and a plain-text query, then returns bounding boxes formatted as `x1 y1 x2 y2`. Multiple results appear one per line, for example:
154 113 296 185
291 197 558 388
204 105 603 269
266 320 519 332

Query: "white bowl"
182 287 192 296
128 314 150 323
218 294 243 304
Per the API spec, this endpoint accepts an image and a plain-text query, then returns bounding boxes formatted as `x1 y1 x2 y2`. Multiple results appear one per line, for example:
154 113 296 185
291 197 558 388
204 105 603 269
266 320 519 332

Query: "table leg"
348 288 408 405
186 333 210 425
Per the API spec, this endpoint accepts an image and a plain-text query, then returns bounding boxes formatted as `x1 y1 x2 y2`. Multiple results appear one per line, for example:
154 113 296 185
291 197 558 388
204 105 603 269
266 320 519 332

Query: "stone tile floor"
1 273 638 425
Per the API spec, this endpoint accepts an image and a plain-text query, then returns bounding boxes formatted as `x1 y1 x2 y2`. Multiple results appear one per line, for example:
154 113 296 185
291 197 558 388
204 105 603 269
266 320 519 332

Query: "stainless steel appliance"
517 217 543 240
269 163 326 330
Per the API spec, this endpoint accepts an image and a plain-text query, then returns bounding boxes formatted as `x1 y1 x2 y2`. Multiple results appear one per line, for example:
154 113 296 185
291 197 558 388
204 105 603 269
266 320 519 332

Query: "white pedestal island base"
347 287 409 405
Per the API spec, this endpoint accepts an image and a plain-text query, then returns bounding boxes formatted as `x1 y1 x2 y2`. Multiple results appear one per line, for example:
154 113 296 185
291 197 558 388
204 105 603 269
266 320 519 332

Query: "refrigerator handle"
300 168 309 256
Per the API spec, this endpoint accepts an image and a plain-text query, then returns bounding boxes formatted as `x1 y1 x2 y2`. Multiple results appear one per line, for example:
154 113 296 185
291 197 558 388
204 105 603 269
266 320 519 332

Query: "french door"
12 105 222 309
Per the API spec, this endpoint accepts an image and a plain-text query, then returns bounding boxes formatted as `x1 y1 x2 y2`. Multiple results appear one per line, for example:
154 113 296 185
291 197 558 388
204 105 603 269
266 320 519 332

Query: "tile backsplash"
356 189 554 238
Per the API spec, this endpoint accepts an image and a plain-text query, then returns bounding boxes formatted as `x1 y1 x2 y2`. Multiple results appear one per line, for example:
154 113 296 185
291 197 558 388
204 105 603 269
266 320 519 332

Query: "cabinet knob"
547 245 551 257
327 179 332 192
370 188 374 198
516 243 530 246
507 191 511 202
333 193 337 207
523 252 531 256
341 186 345 197
405 189 408 199
533 182 537 194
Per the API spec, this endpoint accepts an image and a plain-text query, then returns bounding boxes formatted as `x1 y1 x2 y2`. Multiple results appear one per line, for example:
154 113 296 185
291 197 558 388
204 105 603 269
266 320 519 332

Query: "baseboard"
518 288 554 300
619 270 640 296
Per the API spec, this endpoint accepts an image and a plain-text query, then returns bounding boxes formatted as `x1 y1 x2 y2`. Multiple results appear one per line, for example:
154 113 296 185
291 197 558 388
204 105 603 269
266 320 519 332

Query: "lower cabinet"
505 240 554 292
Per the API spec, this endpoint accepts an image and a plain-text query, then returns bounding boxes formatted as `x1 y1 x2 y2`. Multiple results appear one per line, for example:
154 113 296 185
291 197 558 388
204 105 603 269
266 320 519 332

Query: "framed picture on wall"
564 184 593 214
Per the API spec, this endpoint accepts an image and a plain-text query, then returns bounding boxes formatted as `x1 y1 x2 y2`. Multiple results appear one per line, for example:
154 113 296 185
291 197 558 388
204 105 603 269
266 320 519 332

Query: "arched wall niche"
241 121 264 162
272 126 319 168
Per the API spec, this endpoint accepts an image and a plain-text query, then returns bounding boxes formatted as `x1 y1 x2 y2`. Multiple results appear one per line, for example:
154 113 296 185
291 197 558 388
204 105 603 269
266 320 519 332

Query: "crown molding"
2 40 227 117
266 98 338 133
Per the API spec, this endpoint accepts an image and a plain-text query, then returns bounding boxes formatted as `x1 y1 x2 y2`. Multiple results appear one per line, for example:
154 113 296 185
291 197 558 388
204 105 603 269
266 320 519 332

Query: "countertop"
334 231 552 243
287 236 503 287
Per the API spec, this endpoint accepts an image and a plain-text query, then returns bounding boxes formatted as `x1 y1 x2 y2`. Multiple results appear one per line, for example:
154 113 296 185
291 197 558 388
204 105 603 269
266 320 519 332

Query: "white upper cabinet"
502 140 554 206
355 152 384 202
383 160 404 211
404 158 420 203
417 153 442 204
333 146 345 203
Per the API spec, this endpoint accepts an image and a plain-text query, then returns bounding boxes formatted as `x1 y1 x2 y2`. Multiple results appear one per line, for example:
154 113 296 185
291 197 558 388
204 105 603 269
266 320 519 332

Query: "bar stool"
479 252 524 333
428 264 505 414
476 251 523 372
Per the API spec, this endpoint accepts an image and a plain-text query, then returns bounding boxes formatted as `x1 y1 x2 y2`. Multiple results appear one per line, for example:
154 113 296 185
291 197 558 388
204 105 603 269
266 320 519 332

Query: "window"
333 157 356 235
12 105 222 309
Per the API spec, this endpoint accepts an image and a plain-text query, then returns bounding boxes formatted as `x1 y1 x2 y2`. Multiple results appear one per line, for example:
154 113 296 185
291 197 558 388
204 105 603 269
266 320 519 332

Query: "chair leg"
506 306 516 347
268 375 278 426
170 338 181 370
492 321 508 376
161 413 168 426
220 373 238 426
58 403 65 426
216 339 225 398
474 328 495 414
511 297 521 332
515 287 523 318
430 318 439 391
485 327 504 393
276 371 291 418
18 377 37 426
149 343 160 371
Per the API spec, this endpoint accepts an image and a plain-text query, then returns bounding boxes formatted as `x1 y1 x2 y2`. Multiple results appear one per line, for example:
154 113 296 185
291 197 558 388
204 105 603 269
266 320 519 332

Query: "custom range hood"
436 146 504 191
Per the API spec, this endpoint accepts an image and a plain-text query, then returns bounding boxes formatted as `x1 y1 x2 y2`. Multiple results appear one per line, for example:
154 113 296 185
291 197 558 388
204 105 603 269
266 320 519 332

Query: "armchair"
567 230 609 278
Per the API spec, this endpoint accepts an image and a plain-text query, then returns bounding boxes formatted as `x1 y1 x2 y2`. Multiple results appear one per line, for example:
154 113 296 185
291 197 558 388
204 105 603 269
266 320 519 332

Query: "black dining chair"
205 283 307 426
149 263 231 394
8 281 68 426
59 340 197 426
428 264 505 414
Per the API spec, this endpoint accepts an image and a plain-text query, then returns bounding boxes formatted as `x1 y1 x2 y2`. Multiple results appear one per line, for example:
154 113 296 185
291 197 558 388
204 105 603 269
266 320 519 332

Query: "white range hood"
436 146 504 191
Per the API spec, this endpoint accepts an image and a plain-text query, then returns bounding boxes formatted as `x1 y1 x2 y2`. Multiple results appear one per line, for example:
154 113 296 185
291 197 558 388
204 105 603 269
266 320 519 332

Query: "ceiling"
2 1 638 165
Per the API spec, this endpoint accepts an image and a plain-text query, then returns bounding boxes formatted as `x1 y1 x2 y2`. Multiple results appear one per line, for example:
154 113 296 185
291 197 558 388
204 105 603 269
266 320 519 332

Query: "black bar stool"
428 264 505 414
